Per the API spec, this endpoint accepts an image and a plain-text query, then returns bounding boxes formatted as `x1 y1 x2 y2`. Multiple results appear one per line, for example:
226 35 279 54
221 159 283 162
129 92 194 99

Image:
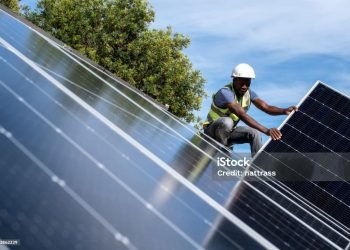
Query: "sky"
19 0 350 149
147 0 350 149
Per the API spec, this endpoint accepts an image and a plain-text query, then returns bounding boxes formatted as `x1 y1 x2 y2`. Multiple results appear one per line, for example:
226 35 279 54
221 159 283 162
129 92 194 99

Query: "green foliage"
0 0 20 12
128 27 206 122
25 0 206 122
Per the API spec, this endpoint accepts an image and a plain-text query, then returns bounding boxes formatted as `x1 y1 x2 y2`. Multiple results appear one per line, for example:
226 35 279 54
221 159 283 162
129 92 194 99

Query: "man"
203 63 297 156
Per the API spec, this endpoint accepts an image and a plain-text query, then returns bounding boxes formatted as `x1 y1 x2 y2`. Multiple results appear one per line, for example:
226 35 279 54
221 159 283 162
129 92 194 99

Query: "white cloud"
149 0 350 59
149 0 350 126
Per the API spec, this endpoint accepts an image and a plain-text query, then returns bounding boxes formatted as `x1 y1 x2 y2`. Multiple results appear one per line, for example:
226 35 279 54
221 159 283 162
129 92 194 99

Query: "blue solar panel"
0 7 275 250
2 5 350 250
251 81 350 248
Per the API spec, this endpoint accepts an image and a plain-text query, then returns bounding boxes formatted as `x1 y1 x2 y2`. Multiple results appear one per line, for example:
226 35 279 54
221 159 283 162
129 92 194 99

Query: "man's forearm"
239 112 268 134
228 103 269 134
264 105 286 115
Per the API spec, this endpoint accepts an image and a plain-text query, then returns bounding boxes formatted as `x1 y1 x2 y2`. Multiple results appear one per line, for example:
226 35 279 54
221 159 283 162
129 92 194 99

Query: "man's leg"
227 126 262 156
204 117 234 146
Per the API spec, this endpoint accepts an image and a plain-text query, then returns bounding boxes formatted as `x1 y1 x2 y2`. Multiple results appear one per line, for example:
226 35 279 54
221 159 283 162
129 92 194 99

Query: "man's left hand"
284 106 298 115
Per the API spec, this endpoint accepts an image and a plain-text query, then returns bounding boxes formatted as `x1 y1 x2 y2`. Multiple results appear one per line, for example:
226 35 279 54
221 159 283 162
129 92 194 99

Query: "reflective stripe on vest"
204 84 251 127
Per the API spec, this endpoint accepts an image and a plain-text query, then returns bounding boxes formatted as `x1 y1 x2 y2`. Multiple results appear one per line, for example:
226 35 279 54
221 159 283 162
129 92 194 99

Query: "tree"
25 0 206 122
128 28 206 122
0 0 20 12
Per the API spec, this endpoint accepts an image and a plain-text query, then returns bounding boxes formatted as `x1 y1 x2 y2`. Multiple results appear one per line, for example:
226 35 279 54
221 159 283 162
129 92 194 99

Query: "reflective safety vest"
204 84 251 127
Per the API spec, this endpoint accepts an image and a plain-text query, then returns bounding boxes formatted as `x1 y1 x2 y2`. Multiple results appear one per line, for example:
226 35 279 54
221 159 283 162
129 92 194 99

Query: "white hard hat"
232 63 255 79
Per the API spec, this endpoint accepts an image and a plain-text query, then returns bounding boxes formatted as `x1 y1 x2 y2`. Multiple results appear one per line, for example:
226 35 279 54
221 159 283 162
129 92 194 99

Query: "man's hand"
266 128 282 140
284 106 298 115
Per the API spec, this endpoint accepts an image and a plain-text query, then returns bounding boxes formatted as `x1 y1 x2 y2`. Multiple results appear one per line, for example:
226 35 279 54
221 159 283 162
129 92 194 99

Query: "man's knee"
218 117 234 131
247 127 261 140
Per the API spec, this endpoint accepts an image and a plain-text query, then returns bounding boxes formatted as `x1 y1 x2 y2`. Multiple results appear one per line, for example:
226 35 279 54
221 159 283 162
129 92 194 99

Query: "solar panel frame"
248 81 350 248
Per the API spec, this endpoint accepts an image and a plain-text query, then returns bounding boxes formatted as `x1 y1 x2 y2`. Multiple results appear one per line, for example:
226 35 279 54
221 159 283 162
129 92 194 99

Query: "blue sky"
20 0 350 149
147 0 350 151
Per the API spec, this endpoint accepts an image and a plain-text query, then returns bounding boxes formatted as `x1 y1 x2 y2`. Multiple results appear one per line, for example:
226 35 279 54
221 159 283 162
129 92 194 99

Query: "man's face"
233 77 251 96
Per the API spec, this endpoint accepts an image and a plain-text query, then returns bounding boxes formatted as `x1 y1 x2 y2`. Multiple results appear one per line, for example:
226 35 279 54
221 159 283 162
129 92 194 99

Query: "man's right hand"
266 128 282 140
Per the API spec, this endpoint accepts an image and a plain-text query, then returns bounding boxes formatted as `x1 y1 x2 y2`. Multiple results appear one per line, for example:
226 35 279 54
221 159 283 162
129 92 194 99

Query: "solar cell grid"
236 187 337 249
251 81 350 243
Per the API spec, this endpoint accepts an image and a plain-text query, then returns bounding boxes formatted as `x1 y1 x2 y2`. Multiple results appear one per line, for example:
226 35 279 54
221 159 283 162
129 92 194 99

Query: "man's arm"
252 98 298 115
226 102 282 140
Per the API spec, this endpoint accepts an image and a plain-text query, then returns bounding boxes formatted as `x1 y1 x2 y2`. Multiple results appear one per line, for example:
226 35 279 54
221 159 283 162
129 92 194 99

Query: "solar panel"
248 81 350 249
1 5 350 250
0 7 277 250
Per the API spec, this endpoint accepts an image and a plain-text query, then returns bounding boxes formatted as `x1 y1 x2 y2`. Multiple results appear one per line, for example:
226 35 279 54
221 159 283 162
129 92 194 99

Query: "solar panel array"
1 6 350 250
250 82 350 249
0 7 272 250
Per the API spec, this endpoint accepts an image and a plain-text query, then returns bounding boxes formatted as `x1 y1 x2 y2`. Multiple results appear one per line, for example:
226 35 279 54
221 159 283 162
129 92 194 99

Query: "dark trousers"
204 117 262 156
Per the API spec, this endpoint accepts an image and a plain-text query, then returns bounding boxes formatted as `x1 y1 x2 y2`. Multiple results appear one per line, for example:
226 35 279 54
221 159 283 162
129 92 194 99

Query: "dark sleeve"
213 88 235 108
250 90 259 100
